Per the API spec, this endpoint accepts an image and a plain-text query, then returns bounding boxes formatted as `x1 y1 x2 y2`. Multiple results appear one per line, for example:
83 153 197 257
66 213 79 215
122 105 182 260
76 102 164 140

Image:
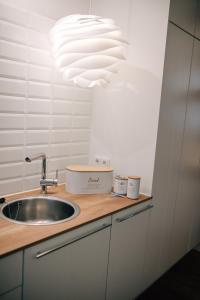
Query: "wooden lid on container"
66 165 113 172
128 176 141 180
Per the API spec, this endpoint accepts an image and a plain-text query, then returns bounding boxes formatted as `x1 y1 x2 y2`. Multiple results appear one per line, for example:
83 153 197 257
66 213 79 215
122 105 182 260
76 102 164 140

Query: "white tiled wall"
0 3 92 196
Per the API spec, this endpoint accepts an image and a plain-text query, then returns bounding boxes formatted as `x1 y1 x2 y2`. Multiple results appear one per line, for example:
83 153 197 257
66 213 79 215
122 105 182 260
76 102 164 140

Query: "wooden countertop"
0 185 152 257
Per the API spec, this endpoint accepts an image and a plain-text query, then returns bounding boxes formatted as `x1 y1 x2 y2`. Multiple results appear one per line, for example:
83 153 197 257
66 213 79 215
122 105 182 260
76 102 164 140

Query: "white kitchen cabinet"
187 39 200 250
170 38 200 261
195 0 200 39
169 0 197 35
23 216 111 300
0 288 21 300
143 22 194 287
0 251 22 297
106 201 153 300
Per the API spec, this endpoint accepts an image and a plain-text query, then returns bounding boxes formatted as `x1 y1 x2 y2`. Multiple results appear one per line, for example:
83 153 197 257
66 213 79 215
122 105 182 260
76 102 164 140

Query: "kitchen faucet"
25 153 58 193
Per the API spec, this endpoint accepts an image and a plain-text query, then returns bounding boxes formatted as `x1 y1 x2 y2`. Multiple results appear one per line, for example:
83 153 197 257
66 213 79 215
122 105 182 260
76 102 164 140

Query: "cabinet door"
0 288 21 300
0 251 22 296
169 0 197 35
106 202 153 300
174 39 200 253
23 217 111 300
195 1 200 39
143 23 194 286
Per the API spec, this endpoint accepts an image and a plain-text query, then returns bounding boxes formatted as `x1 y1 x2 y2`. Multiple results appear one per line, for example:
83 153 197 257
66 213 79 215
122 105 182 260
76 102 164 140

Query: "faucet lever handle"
55 169 58 180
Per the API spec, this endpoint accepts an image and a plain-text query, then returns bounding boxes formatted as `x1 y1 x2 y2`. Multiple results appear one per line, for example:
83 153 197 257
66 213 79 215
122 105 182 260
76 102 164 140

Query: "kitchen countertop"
0 184 152 257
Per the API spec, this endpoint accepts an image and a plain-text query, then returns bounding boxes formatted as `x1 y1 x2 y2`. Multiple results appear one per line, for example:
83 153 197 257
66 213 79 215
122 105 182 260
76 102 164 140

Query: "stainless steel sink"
0 196 80 225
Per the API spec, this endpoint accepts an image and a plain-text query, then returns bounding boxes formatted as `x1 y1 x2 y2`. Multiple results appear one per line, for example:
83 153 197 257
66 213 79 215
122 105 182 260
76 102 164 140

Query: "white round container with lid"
127 176 141 199
113 175 128 195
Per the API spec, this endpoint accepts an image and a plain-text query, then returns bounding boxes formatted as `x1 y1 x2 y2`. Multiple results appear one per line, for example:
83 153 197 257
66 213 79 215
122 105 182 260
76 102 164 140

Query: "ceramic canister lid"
66 165 113 172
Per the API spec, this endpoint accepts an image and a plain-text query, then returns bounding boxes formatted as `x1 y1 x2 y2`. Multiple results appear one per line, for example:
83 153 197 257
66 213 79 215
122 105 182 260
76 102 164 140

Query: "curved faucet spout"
25 153 47 192
25 153 46 163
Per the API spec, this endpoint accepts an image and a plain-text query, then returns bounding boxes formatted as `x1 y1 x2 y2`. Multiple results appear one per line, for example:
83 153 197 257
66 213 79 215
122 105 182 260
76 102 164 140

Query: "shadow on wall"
92 62 162 157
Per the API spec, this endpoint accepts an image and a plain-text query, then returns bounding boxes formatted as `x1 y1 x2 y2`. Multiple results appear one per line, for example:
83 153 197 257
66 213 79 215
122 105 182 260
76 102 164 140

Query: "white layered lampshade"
50 14 127 88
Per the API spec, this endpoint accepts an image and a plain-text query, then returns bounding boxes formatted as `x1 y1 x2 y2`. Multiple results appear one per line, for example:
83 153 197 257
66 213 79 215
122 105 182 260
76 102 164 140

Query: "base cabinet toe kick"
0 201 153 300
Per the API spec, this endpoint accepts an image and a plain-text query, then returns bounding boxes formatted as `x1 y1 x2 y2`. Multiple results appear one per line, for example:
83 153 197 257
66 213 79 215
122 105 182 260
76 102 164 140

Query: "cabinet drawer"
112 200 153 223
24 216 111 259
24 216 111 300
0 251 22 296
0 287 21 300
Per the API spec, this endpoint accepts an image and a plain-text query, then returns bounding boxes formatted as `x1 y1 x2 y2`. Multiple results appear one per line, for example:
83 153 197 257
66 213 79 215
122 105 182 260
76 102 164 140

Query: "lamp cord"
89 0 92 14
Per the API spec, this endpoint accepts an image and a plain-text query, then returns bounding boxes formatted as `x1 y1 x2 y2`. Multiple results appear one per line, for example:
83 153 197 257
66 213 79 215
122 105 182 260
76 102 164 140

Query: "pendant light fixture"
49 1 127 88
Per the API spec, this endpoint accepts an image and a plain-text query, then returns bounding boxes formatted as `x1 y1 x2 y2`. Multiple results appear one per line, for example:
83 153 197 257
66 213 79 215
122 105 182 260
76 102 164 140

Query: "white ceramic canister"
113 176 128 195
127 176 141 199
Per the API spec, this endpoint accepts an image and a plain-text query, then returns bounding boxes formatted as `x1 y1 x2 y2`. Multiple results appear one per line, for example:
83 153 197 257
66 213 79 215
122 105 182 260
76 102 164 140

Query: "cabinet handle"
116 204 154 223
35 223 111 259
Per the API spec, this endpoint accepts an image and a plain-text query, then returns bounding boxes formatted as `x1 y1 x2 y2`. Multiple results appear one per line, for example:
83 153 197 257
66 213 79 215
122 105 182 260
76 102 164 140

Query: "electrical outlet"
95 156 111 167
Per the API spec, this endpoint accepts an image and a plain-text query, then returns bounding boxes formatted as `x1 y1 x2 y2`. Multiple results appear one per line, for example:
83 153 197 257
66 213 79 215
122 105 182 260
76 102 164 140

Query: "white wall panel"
89 0 170 195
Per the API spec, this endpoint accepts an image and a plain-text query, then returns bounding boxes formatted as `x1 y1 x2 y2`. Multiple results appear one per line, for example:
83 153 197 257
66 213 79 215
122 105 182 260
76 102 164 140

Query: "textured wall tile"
50 144 72 158
68 155 89 165
0 59 26 79
28 13 54 33
26 115 50 129
0 147 24 163
28 65 52 83
0 20 27 44
28 81 51 99
71 130 90 142
0 3 28 26
26 130 49 145
25 145 49 158
53 85 92 101
72 116 91 129
0 40 28 62
0 78 26 96
0 163 23 180
23 175 41 191
0 96 24 113
27 29 50 50
0 4 92 195
50 130 72 144
69 142 89 156
28 48 52 67
48 157 73 172
24 160 41 176
26 99 51 114
0 178 23 196
52 100 72 115
0 131 24 146
51 116 72 129
72 102 92 115
0 114 24 129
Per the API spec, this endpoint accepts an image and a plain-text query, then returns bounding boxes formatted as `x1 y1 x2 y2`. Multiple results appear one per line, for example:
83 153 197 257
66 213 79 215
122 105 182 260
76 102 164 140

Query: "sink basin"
0 196 80 225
